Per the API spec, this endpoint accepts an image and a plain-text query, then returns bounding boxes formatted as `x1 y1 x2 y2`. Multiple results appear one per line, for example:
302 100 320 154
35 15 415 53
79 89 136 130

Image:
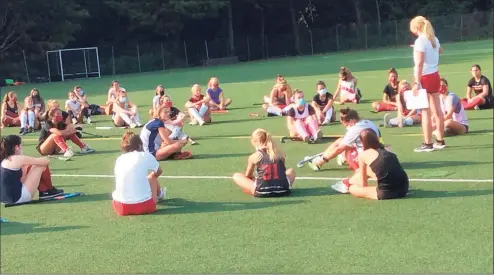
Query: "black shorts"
479 96 494 110
377 187 408 200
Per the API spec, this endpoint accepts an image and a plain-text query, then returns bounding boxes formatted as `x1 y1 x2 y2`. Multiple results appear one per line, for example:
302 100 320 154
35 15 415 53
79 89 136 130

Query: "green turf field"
1 40 493 274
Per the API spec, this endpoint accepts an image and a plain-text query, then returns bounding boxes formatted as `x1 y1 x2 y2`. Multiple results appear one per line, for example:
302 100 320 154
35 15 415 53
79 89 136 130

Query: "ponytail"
0 135 22 161
252 128 285 162
423 19 437 48
410 16 437 48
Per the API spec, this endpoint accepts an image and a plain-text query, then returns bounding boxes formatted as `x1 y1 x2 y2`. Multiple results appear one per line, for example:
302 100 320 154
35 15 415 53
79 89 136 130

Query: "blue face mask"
296 98 306 106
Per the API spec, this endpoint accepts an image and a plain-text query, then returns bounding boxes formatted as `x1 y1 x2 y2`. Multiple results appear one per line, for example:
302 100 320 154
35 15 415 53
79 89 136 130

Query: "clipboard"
403 89 429 110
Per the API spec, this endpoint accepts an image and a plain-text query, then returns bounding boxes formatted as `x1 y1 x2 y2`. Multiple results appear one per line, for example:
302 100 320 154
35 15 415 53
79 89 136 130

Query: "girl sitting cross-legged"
0 135 64 205
262 74 293 116
286 89 323 143
312 81 336 125
1 91 21 128
233 128 296 197
66 91 92 124
159 95 192 142
37 107 95 158
206 77 232 110
19 96 37 135
112 89 142 128
383 80 422 128
185 84 211 126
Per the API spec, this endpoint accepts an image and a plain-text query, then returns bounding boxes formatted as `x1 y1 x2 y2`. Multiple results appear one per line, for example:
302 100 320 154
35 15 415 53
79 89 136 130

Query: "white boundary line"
51 174 493 183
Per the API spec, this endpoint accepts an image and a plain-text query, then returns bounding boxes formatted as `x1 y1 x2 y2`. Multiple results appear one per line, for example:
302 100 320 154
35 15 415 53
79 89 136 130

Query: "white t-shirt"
413 34 440 76
341 120 380 152
108 87 126 101
65 99 81 112
152 95 161 109
112 151 160 204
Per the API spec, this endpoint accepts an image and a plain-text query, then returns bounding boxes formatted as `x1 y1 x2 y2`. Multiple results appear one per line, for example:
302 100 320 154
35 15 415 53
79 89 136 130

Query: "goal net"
46 47 101 82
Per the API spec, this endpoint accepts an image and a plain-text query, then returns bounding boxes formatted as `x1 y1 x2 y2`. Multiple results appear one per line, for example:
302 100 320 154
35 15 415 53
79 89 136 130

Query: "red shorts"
421 71 440 94
376 102 397 112
276 104 287 109
112 198 156 216
345 148 359 171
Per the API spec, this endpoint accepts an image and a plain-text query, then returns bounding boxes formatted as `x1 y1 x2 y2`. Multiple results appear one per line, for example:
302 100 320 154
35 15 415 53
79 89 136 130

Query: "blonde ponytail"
410 16 437 48
423 19 437 48
252 128 285 161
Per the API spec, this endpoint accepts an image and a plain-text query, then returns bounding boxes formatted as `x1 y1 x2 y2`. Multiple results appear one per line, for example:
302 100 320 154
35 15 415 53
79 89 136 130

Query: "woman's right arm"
12 155 50 168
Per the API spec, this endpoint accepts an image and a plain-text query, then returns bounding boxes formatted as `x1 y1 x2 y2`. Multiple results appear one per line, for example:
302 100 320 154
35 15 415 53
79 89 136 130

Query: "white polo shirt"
112 151 160 204
413 34 440 76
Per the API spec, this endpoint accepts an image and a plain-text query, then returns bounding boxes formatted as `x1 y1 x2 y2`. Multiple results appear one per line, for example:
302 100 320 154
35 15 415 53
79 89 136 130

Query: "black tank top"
6 102 18 114
254 150 290 197
369 148 409 192
0 163 23 204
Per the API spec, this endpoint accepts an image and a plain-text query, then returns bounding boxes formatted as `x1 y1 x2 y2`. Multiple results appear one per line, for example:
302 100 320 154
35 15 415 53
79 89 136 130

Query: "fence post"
22 50 30 83
365 24 368 49
335 26 340 51
265 35 269 58
309 30 314 55
183 41 189 67
204 40 210 60
111 45 117 75
161 42 165 71
395 20 398 46
247 36 251 61
226 38 230 57
136 44 141 73
460 15 463 41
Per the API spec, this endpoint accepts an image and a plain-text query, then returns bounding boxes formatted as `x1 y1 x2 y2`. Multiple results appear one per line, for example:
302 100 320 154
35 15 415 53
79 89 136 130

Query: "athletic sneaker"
158 187 167 201
39 188 64 200
72 118 78 124
337 153 347 166
19 127 27 136
308 159 321 171
189 119 198 126
87 117 92 124
433 140 446 150
63 148 75 158
80 145 95 154
331 181 349 194
136 121 143 127
383 113 391 128
315 129 323 141
413 143 434 152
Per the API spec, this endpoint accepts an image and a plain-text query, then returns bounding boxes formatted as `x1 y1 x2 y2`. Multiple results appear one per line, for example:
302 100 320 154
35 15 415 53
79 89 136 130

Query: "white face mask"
318 88 328 96
119 97 127 103
71 97 77 102
27 104 33 109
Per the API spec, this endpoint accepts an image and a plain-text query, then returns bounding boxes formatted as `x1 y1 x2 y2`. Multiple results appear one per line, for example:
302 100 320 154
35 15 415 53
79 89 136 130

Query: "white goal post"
46 47 101 82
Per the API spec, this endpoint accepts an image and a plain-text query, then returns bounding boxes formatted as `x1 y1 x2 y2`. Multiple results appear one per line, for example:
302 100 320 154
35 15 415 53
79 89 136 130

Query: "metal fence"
3 11 493 83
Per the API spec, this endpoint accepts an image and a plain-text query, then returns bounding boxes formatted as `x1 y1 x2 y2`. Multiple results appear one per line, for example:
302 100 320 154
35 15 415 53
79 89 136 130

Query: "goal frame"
46 47 101 82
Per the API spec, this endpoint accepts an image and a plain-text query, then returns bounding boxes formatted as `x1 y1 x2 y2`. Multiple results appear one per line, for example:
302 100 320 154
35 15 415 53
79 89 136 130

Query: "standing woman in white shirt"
410 16 445 152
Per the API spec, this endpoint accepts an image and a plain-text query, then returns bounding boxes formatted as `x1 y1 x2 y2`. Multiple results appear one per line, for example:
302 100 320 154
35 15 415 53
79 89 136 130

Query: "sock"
37 167 54 192
20 112 27 128
266 106 282 116
307 119 320 139
132 113 141 124
119 113 133 125
342 178 351 188
69 134 85 149
198 104 209 117
324 107 333 123
189 108 204 122
53 135 69 151
27 111 35 128
404 117 414 126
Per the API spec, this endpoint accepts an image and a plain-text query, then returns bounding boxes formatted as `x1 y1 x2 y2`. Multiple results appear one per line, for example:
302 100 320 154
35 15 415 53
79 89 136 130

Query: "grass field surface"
1 40 493 273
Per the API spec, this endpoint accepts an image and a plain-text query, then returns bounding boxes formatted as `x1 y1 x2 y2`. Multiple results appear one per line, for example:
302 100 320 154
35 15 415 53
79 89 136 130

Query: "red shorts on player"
112 198 156 216
421 71 441 94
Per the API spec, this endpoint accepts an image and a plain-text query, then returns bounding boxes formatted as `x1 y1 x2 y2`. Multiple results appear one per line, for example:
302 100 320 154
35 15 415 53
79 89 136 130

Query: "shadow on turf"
212 117 267 125
407 188 493 199
445 144 493 151
290 187 336 197
465 129 493 134
401 160 490 170
193 153 251 159
155 198 305 215
0 222 87 236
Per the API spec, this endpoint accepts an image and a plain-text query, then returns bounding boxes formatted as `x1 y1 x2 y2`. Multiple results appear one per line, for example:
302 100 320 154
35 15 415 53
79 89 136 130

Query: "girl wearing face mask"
0 135 64 205
372 68 400 112
140 106 192 161
158 95 193 143
112 90 142 128
333 67 362 104
383 80 422 128
286 90 322 143
232 128 295 197
37 107 95 158
262 75 293 116
30 88 45 123
462 64 494 110
66 91 92 124
434 78 469 136
312 81 336 125
19 96 37 135
185 84 211 126
149 85 166 118
105 80 126 115
1 91 21 128
206 77 232 111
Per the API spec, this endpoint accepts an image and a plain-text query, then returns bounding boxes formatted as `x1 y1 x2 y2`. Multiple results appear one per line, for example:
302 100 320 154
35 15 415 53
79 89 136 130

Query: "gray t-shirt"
341 120 380 152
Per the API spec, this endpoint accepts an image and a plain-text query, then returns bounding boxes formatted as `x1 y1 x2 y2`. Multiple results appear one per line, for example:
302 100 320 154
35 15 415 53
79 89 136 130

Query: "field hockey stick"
4 192 85 208
252 103 264 106
48 155 71 161
79 130 108 138
296 152 324 168
280 136 303 143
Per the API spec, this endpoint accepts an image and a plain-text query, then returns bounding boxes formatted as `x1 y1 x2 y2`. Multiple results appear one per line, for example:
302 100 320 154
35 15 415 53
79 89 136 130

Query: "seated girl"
112 90 142 128
312 81 336 125
105 80 126 115
434 78 469 136
112 131 166 216
333 67 362 104
286 90 322 143
140 106 192 161
19 96 37 135
66 91 92 124
262 75 293 116
0 135 64 205
1 91 21 128
383 80 422 128
331 129 408 200
73 85 104 116
206 77 232 110
37 107 95 158
371 68 399 112
30 88 45 124
232 128 295 197
462 64 494 110
149 85 165 118
185 84 211 126
160 95 194 143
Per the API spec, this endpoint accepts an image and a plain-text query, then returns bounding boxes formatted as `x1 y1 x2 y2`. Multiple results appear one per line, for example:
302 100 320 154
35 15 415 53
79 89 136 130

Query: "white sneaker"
331 181 349 194
129 123 137 128
80 145 95 154
337 153 346 166
135 121 143 127
314 129 323 141
158 187 167 201
72 118 78 124
63 148 74 158
198 119 205 126
87 117 92 124
383 113 391 128
189 120 198 126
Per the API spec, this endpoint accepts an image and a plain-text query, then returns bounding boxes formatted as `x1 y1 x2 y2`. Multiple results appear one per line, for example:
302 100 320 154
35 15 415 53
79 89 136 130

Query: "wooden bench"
203 56 239 67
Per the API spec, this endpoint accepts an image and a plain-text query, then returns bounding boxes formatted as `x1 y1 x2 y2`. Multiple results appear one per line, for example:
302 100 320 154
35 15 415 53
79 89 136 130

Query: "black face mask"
159 90 165 96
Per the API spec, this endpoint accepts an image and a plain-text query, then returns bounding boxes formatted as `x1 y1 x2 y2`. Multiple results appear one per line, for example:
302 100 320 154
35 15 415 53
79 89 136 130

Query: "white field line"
51 174 493 183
